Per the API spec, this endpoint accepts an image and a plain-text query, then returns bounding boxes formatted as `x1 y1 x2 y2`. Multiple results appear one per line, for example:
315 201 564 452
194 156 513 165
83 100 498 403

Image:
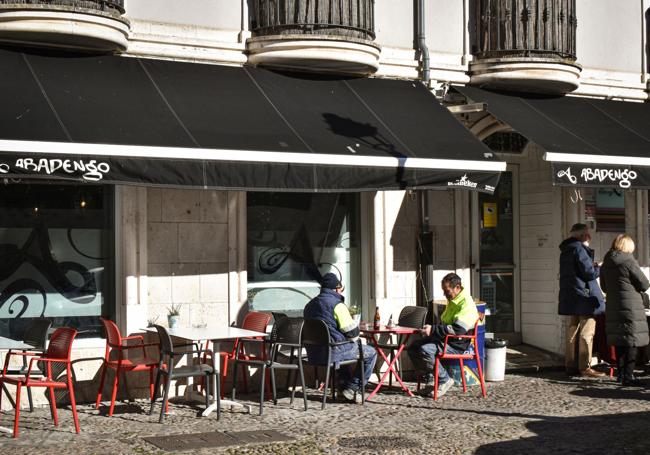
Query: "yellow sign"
483 202 497 228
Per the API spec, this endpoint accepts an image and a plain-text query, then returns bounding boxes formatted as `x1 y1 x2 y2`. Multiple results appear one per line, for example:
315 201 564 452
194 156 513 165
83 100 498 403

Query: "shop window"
0 183 114 339
584 188 625 232
247 193 361 317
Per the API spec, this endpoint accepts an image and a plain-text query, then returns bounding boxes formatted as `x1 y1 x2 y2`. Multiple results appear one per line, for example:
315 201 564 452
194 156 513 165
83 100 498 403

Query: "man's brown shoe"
580 368 606 378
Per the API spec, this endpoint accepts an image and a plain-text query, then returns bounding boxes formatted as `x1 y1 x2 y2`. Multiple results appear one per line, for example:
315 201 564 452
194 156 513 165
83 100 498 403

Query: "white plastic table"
0 336 34 434
143 326 268 417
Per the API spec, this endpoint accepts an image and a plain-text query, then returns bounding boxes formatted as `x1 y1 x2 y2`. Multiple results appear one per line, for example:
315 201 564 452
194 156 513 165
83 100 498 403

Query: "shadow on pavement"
475 409 650 454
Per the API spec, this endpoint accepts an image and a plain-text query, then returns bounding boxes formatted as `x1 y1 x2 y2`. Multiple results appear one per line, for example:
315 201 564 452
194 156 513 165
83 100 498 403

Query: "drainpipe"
416 0 430 85
415 0 431 307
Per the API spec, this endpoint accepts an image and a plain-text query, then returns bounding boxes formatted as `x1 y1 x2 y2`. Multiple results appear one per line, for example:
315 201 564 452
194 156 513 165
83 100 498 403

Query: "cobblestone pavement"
2 371 650 454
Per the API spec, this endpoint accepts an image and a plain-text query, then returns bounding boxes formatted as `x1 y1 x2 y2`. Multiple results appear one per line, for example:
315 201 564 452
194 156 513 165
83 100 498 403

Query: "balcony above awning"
0 48 505 193
455 85 650 190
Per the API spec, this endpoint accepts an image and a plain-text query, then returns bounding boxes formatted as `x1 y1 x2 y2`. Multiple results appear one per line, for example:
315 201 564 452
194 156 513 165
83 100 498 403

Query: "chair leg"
149 368 155 401
388 350 394 387
0 380 4 423
259 365 266 416
231 360 239 401
298 362 308 411
95 363 107 409
68 373 81 434
204 373 210 411
321 364 331 410
359 358 365 405
214 372 221 421
108 368 121 417
27 385 34 413
270 368 278 405
459 359 467 393
13 382 21 438
475 352 487 398
160 374 172 424
49 386 59 426
149 370 162 416
220 356 229 399
433 358 440 401
285 348 295 391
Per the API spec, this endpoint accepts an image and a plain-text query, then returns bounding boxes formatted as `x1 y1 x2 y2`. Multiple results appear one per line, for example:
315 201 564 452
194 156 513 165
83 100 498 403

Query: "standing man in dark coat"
600 234 650 385
558 223 605 377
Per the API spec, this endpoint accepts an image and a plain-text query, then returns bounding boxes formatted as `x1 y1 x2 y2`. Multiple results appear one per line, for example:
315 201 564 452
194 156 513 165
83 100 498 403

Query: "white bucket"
485 339 507 382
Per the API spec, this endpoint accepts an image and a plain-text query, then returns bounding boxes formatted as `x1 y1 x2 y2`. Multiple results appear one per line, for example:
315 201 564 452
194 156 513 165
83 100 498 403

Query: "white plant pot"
168 315 180 329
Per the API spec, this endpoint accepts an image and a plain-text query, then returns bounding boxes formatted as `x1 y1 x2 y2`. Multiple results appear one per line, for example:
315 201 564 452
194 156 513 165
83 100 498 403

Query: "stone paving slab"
1 372 650 454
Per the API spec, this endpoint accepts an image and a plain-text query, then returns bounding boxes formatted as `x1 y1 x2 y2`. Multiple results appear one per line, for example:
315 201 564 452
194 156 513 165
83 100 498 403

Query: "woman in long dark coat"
600 234 650 385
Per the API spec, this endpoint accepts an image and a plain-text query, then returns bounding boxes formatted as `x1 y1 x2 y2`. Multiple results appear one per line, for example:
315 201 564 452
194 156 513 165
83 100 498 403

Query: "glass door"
472 168 520 335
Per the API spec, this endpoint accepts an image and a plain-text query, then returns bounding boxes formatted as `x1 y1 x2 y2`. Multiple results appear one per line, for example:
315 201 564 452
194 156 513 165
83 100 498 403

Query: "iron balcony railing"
0 1 125 15
475 0 576 60
251 0 375 41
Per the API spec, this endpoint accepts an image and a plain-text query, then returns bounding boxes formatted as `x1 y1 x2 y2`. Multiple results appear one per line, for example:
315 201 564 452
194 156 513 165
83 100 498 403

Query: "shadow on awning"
0 48 504 193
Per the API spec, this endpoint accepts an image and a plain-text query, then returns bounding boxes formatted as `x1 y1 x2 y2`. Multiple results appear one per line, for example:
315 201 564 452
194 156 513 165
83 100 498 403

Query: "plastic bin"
485 338 508 381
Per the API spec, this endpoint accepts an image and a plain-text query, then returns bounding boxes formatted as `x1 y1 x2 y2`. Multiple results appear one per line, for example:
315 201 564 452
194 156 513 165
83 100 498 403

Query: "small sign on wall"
483 202 497 228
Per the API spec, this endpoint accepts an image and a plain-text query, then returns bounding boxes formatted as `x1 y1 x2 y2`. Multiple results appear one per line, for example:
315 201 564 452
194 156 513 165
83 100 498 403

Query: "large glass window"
0 183 113 338
247 193 361 317
583 188 625 262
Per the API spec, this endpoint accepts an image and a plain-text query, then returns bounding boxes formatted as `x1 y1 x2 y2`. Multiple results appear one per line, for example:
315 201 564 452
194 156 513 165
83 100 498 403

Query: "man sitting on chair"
304 272 377 403
407 273 479 398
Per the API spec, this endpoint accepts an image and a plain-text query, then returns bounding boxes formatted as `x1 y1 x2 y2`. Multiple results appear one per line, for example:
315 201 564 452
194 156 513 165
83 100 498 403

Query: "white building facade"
1 0 649 404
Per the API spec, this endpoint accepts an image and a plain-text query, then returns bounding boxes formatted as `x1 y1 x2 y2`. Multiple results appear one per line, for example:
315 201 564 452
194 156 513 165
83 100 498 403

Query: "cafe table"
143 326 267 417
359 322 419 400
0 336 35 434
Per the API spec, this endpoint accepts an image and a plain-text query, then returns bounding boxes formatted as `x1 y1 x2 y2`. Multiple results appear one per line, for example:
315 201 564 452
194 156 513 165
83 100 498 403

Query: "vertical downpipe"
416 0 430 84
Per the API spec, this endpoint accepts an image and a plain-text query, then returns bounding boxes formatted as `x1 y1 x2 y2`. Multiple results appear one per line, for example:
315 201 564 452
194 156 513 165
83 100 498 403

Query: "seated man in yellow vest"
407 272 479 398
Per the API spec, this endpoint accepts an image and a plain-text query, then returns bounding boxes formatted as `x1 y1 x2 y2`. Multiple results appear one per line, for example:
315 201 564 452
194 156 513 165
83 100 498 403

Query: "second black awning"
0 49 504 193
455 85 650 189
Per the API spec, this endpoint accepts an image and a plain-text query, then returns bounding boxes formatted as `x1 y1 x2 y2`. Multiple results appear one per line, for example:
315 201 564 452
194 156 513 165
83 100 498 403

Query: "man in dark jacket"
558 223 605 378
303 273 377 403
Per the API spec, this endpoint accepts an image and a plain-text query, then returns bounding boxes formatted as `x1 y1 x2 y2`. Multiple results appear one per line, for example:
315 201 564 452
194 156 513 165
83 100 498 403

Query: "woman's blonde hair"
611 234 635 254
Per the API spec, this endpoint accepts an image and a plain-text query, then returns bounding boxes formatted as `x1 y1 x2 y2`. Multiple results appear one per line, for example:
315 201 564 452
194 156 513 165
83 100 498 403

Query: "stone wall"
146 188 232 330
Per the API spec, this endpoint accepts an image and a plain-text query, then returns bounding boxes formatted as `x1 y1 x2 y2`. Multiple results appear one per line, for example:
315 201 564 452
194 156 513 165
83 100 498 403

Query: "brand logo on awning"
447 174 478 188
556 166 638 189
0 158 111 181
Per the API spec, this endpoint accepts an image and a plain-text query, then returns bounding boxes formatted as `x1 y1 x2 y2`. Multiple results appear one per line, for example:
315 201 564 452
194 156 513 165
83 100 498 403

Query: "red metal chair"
433 318 487 400
203 311 272 398
95 318 159 416
0 327 80 438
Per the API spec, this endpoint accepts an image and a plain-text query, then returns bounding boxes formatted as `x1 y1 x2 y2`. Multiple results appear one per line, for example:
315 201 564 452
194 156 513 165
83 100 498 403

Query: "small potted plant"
167 303 181 329
146 316 159 328
348 303 361 326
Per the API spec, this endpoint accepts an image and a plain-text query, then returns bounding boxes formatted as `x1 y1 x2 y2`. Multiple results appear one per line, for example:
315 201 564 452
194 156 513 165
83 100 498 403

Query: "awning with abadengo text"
0 48 505 193
455 85 650 190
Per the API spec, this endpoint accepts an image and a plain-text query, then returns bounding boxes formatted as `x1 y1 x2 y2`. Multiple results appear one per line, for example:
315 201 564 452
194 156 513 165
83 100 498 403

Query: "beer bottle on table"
374 306 381 330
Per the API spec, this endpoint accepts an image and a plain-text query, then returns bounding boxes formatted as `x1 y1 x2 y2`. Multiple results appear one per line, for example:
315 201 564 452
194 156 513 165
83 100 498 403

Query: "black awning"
0 48 504 193
454 85 650 190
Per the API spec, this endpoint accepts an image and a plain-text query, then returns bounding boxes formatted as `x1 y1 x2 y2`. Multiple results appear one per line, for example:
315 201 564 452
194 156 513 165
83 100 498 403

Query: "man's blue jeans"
331 342 377 391
407 338 467 383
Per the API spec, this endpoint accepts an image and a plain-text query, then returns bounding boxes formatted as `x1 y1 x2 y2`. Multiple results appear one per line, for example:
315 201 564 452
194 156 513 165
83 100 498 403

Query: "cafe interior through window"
247 193 361 318
0 182 114 339
583 187 626 262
